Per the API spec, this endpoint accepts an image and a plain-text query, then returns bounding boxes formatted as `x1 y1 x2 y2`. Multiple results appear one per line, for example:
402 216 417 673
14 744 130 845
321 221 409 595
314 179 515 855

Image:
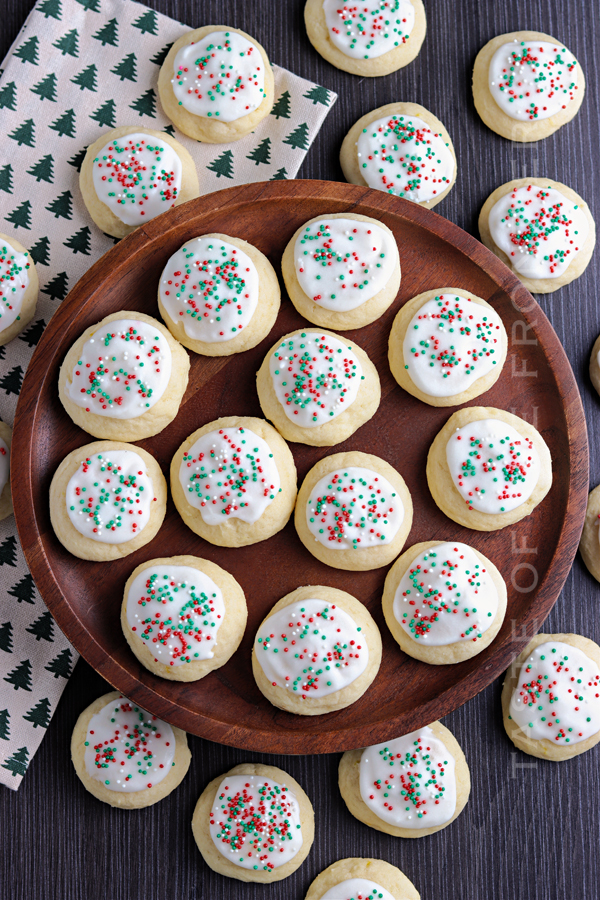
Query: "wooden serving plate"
12 181 588 754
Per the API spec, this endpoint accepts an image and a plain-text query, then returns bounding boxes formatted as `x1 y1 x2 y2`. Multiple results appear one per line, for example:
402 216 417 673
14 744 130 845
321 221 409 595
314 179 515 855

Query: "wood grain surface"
2 1 600 899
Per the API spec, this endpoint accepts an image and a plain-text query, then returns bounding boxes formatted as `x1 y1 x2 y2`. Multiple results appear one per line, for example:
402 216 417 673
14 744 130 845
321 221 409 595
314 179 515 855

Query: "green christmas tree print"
111 53 137 82
27 155 54 184
0 365 24 395
132 9 158 35
75 0 100 10
29 238 51 266
0 346 5 362
14 36 39 66
4 659 32 691
163 124 175 137
8 573 36 603
93 18 118 47
46 190 73 220
30 72 57 102
0 81 17 111
303 85 331 106
270 167 288 180
0 164 13 194
67 145 88 171
5 201 32 230
71 64 98 92
19 318 47 345
283 122 309 150
150 43 173 66
0 621 13 653
1 746 29 777
0 535 17 566
246 137 272 166
8 119 35 148
270 90 291 119
26 611 54 642
0 709 10 741
49 108 76 138
45 647 73 679
207 150 234 179
64 226 91 255
130 89 156 118
53 28 79 58
23 697 51 729
38 0 62 19
90 98 116 128
41 271 68 300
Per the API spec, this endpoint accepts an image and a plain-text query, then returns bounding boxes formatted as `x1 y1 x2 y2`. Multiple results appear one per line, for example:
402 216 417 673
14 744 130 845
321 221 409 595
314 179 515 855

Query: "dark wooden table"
2 1 599 898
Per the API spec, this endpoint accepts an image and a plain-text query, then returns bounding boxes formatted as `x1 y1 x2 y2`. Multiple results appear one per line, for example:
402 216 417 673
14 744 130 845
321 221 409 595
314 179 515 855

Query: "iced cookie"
577 484 600 583
479 179 596 294
49 440 167 561
282 213 401 331
502 633 600 761
590 337 600 403
158 26 275 143
382 541 507 664
304 0 426 77
80 126 199 239
257 329 380 446
427 406 552 531
296 451 413 571
58 311 190 442
158 233 280 356
340 102 456 208
192 762 314 882
0 233 39 347
472 32 585 142
171 416 296 547
338 720 470 837
71 691 191 808
305 858 420 900
121 555 247 682
0 420 12 521
389 288 507 406
253 584 382 715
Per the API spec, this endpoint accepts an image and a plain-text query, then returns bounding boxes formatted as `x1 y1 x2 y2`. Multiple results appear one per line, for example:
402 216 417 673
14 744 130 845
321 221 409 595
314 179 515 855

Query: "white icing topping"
306 466 404 551
321 879 396 900
0 239 30 333
66 450 156 544
445 418 541 515
0 438 9 497
269 331 364 427
159 236 259 343
92 133 182 227
488 40 579 122
179 426 281 525
294 217 397 312
402 293 504 397
356 113 455 203
488 184 589 280
359 726 457 828
255 597 369 699
172 31 266 122
66 318 172 419
509 641 600 745
322 0 415 60
83 696 175 793
393 541 499 646
125 564 225 667
209 773 303 872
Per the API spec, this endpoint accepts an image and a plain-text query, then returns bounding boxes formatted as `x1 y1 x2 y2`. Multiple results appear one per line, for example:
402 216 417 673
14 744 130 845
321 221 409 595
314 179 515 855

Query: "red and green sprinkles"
0 241 29 324
324 0 414 60
93 137 179 223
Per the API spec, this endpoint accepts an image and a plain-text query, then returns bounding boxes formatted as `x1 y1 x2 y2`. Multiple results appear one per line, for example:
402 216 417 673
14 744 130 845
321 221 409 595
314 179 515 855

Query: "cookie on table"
338 721 470 838
577 484 600 582
121 555 247 682
58 311 190 442
49 440 167 561
502 633 600 760
305 858 420 900
340 102 456 208
296 451 413 571
472 32 585 142
479 179 596 294
0 420 12 521
389 288 507 406
427 406 552 531
590 338 600 403
0 233 39 347
71 690 191 808
382 541 507 664
158 233 280 356
80 126 199 239
256 329 380 446
281 213 401 331
304 0 426 77
170 415 296 547
192 762 314 882
252 584 382 715
158 26 274 143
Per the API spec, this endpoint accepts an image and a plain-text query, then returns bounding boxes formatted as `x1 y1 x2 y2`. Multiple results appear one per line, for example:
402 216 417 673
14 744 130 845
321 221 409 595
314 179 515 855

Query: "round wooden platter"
12 181 588 754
